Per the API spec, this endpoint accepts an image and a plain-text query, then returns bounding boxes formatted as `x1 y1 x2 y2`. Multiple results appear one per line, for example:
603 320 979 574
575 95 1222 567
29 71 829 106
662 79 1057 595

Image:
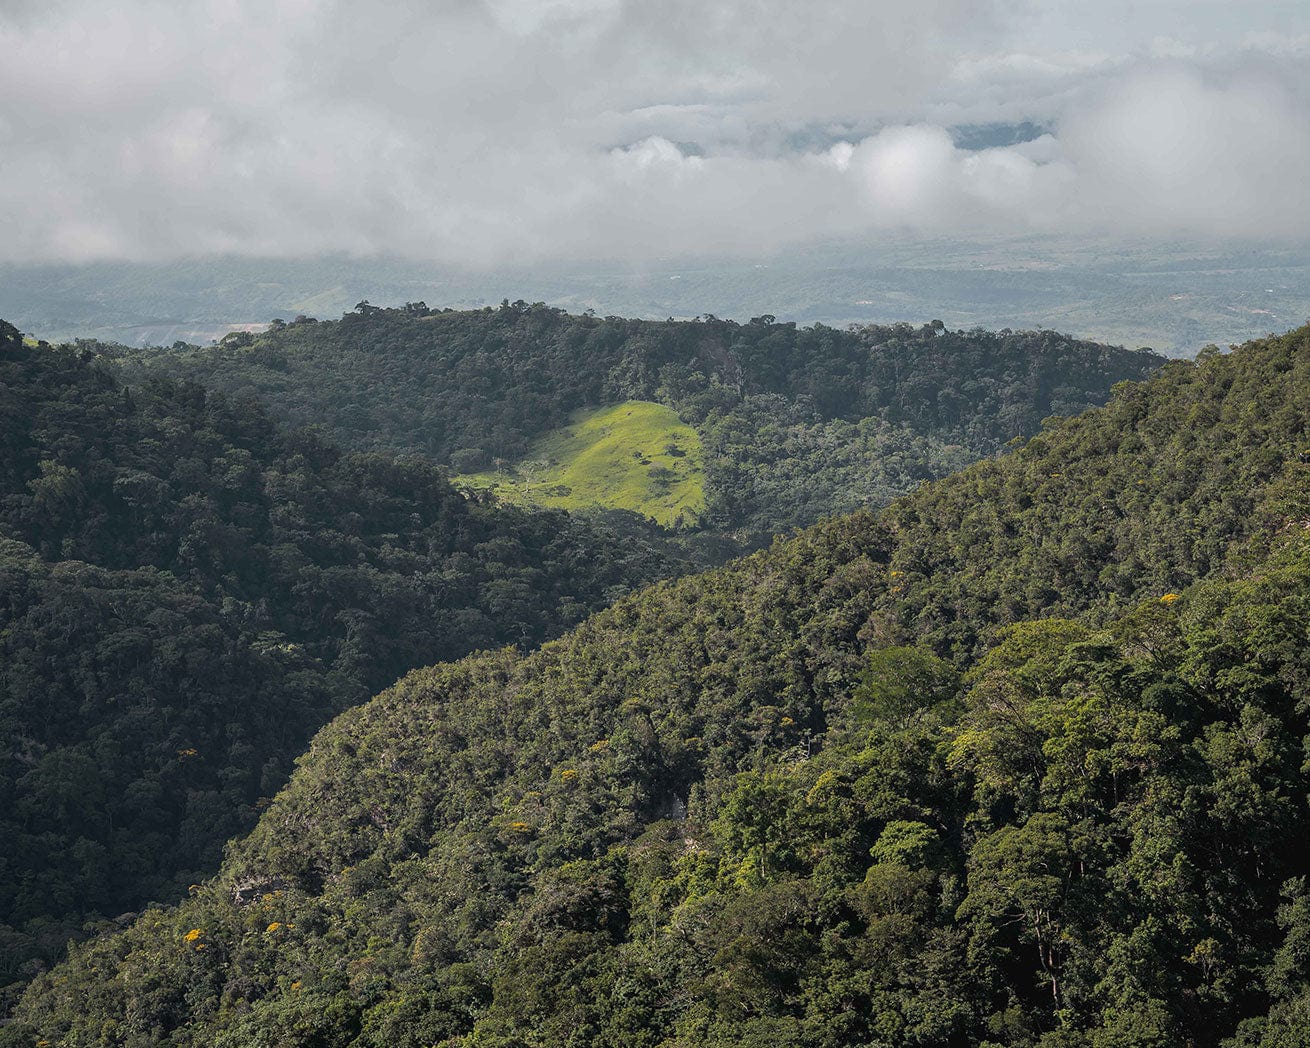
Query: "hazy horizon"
5 233 1307 356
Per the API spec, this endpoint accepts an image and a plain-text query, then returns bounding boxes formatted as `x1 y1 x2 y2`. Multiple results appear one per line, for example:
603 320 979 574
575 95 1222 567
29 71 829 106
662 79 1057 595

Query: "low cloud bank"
1 0 1308 264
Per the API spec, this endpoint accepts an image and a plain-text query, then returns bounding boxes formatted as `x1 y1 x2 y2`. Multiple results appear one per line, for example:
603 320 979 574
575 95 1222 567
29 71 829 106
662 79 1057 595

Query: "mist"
3 0 1308 266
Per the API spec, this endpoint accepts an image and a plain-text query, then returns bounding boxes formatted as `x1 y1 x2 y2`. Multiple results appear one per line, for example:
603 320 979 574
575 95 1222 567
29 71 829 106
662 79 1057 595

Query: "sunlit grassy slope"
456 401 705 527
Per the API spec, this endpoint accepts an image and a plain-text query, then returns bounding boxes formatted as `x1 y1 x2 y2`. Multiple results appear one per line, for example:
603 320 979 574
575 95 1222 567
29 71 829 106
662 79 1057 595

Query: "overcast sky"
2 0 1308 265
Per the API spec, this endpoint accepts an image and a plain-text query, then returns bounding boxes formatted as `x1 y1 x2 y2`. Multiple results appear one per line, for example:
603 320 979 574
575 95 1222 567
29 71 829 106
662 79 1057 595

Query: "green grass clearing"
455 401 705 528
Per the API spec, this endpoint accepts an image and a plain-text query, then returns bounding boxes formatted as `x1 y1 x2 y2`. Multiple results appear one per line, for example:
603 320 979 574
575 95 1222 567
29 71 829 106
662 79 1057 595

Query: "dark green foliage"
691 394 980 535
12 324 1310 1045
107 302 1161 537
0 319 700 994
853 645 959 724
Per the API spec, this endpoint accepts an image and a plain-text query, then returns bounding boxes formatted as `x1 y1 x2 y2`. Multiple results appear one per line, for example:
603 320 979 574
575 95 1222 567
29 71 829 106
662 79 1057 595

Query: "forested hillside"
0 322 703 993
0 306 1156 999
108 303 1161 536
12 325 1308 1047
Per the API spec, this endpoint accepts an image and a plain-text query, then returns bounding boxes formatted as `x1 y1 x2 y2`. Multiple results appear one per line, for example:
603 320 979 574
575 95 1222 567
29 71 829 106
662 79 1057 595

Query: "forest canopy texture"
106 303 1162 537
8 323 1310 1047
0 310 1152 999
0 320 701 990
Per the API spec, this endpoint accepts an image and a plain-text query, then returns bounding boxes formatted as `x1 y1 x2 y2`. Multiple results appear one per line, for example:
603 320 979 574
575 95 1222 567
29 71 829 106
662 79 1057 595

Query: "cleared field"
456 401 705 528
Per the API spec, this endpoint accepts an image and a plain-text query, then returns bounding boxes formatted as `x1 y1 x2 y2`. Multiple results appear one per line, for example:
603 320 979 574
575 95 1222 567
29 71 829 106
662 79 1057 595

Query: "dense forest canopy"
10 324 1308 1047
0 320 704 994
0 305 1155 998
106 303 1162 536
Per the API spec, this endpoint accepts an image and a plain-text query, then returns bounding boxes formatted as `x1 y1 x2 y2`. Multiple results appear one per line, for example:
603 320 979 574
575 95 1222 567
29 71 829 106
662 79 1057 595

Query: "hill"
105 303 1162 537
11 326 1309 1046
457 401 706 528
0 322 703 994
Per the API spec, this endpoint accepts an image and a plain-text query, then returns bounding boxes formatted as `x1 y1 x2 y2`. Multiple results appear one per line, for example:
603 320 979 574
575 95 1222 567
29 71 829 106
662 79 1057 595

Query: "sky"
2 0 1309 266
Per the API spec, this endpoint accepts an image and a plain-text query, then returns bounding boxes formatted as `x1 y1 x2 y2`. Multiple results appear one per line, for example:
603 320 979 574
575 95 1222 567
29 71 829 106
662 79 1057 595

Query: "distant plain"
5 236 1307 356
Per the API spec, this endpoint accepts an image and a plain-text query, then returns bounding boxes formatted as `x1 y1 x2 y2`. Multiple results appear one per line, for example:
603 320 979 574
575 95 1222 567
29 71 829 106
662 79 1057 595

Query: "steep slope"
11 327 1308 1046
108 303 1162 535
0 322 701 990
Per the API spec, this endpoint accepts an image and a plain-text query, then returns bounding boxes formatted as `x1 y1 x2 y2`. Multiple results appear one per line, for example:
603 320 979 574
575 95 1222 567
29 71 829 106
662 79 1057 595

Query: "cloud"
0 0 1307 265
1058 63 1310 237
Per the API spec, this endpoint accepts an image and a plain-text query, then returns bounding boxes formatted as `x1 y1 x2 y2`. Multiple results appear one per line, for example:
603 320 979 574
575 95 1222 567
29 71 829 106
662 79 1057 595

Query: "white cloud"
0 0 1307 264
1059 63 1310 237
